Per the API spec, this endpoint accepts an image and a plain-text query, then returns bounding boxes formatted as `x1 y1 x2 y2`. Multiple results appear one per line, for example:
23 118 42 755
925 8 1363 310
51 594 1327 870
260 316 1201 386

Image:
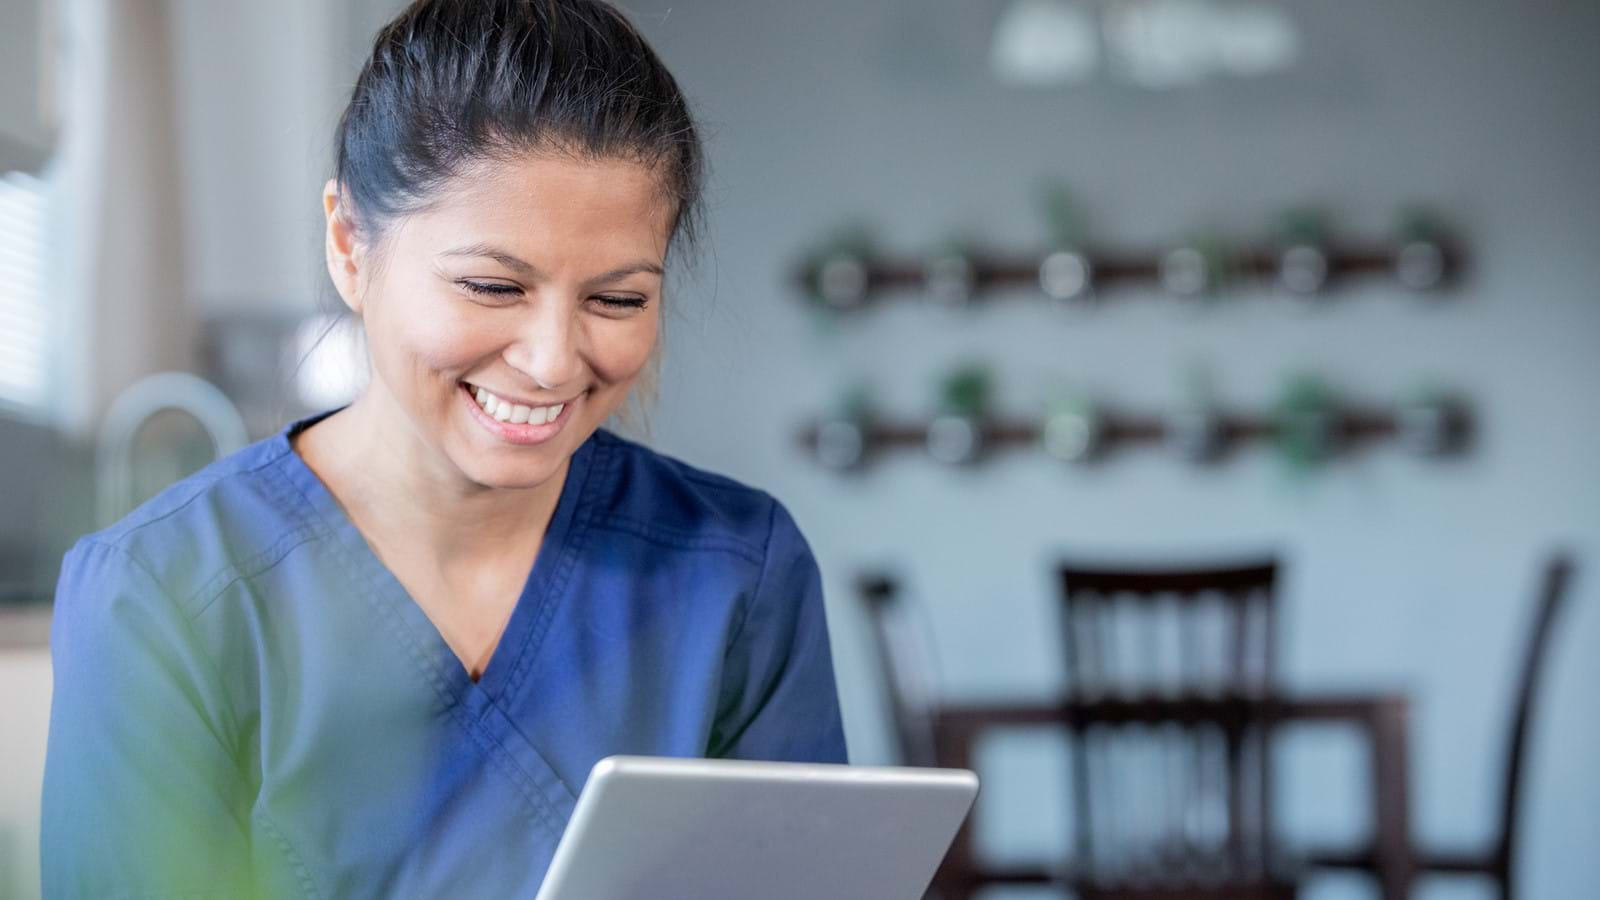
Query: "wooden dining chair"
858 573 941 768
1055 557 1295 899
1309 552 1577 900
1415 552 1575 900
858 573 1065 899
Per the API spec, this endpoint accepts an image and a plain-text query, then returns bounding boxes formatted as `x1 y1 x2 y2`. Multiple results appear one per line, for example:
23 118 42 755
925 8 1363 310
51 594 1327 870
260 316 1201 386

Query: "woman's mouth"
459 381 578 445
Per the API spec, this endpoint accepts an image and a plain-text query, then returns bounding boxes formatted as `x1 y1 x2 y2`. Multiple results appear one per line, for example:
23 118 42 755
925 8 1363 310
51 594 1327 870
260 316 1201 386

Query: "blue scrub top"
40 409 848 899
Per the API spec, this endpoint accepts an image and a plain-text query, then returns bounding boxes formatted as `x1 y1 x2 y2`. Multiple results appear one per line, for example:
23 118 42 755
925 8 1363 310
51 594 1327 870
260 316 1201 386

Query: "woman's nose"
503 302 585 391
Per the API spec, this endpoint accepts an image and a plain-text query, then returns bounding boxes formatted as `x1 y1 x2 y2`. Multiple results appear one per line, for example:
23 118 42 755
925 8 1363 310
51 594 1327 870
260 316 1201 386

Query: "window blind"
0 170 47 412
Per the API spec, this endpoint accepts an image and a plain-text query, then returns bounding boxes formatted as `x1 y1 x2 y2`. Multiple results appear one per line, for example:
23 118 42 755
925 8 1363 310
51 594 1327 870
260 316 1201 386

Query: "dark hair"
332 0 704 265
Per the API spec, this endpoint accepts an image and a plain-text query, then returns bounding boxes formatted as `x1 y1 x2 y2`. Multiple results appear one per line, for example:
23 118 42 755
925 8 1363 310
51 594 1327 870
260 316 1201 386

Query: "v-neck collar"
270 405 602 709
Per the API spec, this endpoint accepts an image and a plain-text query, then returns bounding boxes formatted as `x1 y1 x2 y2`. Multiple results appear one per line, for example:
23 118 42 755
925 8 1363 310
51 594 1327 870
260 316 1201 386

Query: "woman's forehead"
412 154 675 253
455 154 668 210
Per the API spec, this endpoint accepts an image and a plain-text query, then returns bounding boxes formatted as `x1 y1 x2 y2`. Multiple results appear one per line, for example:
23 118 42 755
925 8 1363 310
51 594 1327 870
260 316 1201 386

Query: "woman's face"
324 153 673 492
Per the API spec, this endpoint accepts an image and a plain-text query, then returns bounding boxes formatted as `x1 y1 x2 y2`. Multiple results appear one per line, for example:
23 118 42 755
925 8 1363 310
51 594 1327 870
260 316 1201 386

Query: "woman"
40 1 847 896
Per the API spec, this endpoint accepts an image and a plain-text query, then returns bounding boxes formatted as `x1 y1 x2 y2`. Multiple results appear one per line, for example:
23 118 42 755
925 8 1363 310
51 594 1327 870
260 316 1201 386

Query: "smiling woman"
39 2 847 898
314 154 669 492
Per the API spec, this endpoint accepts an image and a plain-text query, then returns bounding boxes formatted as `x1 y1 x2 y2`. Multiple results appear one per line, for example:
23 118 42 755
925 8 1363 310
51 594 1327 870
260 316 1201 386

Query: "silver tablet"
534 755 979 900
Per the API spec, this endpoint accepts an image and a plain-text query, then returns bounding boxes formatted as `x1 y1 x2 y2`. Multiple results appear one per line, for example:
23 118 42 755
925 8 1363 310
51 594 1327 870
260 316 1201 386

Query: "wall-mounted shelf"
794 224 1464 310
797 399 1472 471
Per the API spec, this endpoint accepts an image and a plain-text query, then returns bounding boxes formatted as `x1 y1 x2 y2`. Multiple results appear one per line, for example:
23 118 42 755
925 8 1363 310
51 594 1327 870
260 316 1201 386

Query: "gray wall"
166 0 342 314
617 2 1600 898
5 1 1594 897
0 416 92 602
0 0 50 171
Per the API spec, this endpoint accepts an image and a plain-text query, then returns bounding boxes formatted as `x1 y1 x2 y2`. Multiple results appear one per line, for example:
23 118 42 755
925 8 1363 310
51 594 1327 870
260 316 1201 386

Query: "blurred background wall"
621 2 1600 897
1 1 1596 899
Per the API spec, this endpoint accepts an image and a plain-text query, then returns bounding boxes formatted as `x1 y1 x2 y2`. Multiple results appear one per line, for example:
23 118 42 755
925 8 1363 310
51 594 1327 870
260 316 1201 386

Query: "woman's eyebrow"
589 261 665 283
440 243 663 284
441 242 544 277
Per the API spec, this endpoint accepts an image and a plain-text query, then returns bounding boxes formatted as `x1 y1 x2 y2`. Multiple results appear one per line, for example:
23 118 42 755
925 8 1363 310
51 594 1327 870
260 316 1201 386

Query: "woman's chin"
457 453 567 492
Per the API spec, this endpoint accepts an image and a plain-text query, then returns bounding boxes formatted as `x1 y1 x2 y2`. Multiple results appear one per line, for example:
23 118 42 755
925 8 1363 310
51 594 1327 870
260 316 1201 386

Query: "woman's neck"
293 389 568 577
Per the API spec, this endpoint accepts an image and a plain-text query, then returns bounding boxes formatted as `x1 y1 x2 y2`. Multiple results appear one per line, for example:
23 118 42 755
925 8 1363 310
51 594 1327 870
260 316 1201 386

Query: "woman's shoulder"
588 429 804 564
70 429 315 607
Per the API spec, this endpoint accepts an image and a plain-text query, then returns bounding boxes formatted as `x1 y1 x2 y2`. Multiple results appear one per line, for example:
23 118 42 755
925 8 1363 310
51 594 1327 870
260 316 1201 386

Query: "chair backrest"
858 574 940 768
1057 559 1280 699
1055 558 1282 885
1496 553 1575 882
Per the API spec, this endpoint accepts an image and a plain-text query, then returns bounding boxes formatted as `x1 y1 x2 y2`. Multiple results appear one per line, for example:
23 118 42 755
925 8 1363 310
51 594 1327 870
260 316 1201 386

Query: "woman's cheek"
590 315 658 383
406 299 499 371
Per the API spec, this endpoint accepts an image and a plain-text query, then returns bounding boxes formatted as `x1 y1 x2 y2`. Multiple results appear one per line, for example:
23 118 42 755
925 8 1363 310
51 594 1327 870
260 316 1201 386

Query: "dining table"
928 690 1415 900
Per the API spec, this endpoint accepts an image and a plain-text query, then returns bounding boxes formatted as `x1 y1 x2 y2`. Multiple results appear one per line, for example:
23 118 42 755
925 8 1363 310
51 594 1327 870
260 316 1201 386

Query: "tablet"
533 755 980 900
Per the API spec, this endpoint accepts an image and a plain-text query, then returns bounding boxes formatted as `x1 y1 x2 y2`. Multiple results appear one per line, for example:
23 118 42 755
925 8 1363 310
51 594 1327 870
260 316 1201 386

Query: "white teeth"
467 383 566 427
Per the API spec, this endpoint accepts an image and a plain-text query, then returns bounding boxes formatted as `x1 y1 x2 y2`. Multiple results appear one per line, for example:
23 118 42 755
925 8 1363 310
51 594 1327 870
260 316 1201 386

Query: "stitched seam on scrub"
81 540 260 811
445 695 566 835
181 453 343 619
594 429 759 498
677 467 764 494
275 460 461 707
585 514 765 566
271 455 562 832
99 442 288 546
720 497 780 663
101 441 329 623
464 705 571 836
255 810 323 900
498 435 607 708
263 440 333 538
466 441 620 827
184 524 326 620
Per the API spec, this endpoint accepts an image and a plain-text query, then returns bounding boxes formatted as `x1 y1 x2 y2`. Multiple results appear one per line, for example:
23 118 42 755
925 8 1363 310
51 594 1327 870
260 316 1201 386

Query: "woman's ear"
323 178 366 315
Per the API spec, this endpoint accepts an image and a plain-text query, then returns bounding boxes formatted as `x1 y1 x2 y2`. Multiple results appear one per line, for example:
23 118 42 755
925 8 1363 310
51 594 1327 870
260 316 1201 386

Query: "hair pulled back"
333 0 704 263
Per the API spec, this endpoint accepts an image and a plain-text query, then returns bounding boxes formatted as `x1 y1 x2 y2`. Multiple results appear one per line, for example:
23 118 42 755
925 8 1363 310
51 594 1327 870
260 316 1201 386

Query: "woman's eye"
592 295 649 311
458 280 522 302
456 281 646 312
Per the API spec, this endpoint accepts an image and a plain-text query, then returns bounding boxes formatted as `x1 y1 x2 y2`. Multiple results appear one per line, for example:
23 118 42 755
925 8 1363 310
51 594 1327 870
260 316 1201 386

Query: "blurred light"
1160 246 1212 295
817 256 870 310
1279 244 1330 295
816 419 867 470
1039 250 1094 301
0 171 48 411
994 0 1302 90
1103 0 1221 88
927 415 982 465
294 314 367 410
1395 240 1447 291
1042 412 1096 462
1105 0 1301 88
1211 2 1302 77
990 0 1101 87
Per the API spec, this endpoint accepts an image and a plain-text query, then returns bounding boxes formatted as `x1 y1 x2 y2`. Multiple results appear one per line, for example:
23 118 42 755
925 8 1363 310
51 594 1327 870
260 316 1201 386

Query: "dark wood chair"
1309 552 1577 900
930 694 1414 900
1055 557 1295 900
858 573 1060 898
860 564 1299 899
858 573 940 768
